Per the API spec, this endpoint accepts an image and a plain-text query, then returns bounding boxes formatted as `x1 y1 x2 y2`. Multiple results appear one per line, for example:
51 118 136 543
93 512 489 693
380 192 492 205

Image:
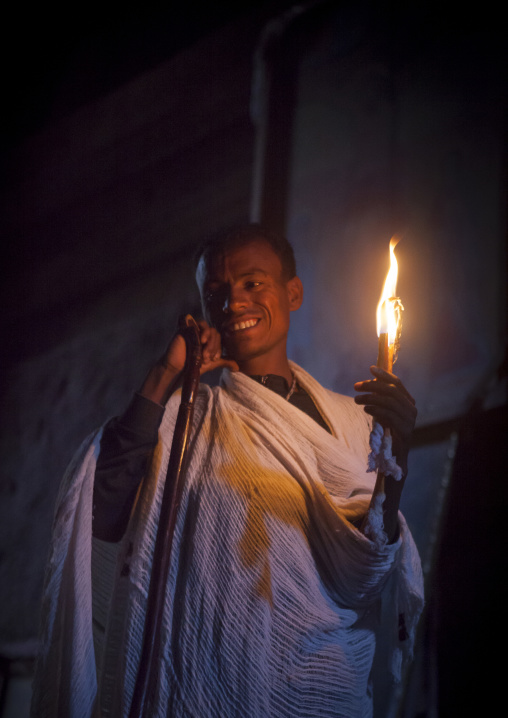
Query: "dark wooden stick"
375 332 392 493
361 332 394 535
128 314 203 718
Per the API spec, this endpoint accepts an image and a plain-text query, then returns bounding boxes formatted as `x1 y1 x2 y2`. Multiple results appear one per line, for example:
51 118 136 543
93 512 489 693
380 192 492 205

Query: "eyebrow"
205 269 269 284
239 269 269 277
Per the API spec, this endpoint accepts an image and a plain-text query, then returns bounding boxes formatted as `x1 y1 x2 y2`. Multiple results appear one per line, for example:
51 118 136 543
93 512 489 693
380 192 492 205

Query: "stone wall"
0 13 265 646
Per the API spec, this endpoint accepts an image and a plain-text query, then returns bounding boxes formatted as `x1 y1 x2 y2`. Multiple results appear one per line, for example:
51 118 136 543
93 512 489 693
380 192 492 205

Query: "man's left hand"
353 366 417 471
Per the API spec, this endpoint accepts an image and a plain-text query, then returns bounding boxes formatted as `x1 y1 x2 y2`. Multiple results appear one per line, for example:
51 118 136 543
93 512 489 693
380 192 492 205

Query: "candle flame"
376 238 403 352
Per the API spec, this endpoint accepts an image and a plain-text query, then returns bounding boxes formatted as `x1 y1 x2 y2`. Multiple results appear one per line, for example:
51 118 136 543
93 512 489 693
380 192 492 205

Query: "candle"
362 237 404 545
376 237 403 372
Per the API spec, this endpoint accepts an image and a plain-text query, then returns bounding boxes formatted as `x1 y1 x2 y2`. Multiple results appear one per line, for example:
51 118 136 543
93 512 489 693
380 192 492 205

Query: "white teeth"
232 319 257 332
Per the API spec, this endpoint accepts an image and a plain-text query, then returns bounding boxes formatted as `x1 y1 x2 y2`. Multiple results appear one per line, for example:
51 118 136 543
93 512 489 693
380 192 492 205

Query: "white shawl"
32 362 424 718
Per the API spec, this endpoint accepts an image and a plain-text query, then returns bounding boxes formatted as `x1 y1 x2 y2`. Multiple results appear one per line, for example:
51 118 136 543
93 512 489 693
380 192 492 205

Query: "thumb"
219 358 240 373
199 356 240 376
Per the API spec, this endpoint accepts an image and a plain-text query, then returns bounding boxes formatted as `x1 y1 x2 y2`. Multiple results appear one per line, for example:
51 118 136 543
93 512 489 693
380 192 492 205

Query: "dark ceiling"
3 2 282 148
3 1 504 153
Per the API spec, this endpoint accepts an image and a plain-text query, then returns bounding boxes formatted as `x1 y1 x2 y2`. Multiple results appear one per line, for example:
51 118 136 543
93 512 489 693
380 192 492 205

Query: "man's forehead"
196 239 282 284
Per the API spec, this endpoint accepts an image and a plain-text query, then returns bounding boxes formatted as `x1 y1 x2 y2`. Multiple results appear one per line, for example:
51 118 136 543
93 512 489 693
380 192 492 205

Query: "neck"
238 357 293 385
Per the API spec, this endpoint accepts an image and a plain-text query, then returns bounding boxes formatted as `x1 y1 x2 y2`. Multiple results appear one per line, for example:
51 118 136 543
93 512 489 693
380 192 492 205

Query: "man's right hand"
139 319 239 405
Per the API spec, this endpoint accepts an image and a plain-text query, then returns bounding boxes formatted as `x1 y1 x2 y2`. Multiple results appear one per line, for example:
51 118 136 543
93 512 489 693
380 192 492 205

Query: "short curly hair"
194 223 297 279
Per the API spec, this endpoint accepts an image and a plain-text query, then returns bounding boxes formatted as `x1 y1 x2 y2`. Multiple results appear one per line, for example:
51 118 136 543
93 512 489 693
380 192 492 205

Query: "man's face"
196 239 302 371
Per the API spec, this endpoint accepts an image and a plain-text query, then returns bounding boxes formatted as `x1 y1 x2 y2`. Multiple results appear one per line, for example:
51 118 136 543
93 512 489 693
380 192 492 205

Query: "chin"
223 341 260 364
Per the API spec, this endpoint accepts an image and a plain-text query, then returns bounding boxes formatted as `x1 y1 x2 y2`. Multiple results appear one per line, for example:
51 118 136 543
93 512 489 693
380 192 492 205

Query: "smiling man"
196 231 302 381
32 224 424 718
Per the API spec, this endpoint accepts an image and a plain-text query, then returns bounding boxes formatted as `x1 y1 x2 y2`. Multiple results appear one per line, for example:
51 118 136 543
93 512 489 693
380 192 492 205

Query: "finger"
354 370 416 408
218 358 240 372
355 384 417 420
368 366 416 405
354 380 412 412
201 329 223 364
357 394 417 438
200 356 239 375
160 332 186 373
197 319 212 345
354 379 413 404
355 391 417 425
361 405 415 439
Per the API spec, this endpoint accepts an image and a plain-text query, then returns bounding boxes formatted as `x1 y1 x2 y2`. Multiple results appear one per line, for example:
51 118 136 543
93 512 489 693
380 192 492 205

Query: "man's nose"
222 287 247 313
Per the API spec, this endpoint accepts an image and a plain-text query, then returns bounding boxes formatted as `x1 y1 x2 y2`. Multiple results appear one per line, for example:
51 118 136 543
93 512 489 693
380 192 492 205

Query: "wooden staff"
374 331 394 496
360 331 394 536
128 314 203 718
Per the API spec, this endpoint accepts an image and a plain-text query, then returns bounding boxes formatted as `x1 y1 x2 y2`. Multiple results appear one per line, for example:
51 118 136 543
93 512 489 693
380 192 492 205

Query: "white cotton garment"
31 362 424 718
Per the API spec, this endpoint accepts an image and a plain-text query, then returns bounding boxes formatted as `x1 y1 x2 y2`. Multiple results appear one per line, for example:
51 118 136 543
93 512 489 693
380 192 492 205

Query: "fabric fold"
32 363 424 718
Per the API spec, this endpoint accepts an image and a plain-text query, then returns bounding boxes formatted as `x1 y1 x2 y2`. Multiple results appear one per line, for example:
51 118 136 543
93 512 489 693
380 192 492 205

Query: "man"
32 224 423 718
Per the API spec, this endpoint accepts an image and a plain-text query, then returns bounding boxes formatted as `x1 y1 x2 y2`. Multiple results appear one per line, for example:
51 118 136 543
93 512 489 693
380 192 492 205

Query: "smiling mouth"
224 318 259 335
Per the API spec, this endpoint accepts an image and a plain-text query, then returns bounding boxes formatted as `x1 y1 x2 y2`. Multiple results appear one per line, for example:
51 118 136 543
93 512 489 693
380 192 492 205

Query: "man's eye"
245 281 262 290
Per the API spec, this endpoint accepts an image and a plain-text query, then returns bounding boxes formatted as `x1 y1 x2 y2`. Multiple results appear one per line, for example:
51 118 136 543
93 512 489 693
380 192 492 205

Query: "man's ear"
287 276 303 311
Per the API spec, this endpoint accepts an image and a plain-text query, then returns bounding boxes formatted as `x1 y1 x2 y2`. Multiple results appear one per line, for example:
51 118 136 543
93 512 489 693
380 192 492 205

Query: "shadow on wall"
432 403 507 714
0 653 34 718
